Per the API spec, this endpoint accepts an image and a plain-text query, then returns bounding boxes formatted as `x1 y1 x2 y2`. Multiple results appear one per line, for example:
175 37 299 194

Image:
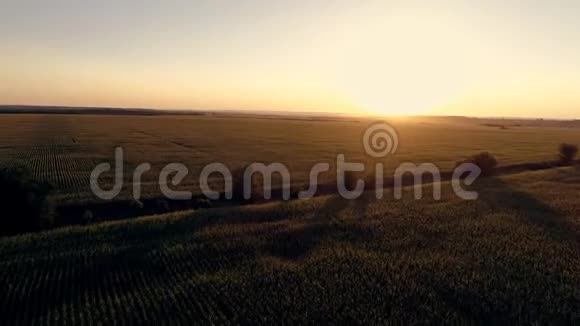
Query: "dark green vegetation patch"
1 168 580 324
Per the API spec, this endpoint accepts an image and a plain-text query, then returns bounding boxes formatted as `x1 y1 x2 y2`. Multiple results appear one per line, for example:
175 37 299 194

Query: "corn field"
1 169 580 324
2 114 580 206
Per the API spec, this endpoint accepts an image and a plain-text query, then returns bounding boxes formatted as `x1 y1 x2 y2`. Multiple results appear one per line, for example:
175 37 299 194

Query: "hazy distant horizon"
2 103 579 121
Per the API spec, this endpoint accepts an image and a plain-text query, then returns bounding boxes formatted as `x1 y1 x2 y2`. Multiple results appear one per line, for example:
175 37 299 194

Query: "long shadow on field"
268 194 373 260
475 177 579 244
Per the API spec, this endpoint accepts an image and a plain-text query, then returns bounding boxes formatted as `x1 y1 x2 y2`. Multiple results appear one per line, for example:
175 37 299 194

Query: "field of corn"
1 168 580 324
1 114 579 206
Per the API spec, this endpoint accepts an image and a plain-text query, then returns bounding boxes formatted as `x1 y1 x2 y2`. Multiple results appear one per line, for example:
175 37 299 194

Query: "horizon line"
0 103 578 122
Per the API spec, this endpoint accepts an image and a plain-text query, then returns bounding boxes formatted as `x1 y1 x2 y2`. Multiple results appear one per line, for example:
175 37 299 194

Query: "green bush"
0 167 54 235
458 152 498 176
559 143 578 164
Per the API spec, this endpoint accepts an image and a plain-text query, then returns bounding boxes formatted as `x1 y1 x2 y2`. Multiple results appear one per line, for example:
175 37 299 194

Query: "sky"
1 0 580 119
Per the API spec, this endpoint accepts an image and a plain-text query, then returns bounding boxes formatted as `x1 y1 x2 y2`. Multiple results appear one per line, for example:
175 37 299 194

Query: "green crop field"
0 114 579 206
1 168 580 324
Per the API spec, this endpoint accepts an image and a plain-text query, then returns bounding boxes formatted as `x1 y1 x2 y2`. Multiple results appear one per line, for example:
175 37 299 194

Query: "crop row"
1 143 98 192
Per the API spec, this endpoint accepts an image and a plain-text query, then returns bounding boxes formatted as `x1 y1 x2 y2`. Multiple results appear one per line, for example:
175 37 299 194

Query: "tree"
458 152 498 176
0 167 54 235
559 143 578 164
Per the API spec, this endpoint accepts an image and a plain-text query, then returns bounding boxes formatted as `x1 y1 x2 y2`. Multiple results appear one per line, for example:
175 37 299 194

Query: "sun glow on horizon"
1 1 580 119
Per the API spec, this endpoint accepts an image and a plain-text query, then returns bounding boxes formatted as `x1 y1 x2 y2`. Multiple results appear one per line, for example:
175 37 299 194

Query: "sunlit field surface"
0 114 579 204
1 168 580 324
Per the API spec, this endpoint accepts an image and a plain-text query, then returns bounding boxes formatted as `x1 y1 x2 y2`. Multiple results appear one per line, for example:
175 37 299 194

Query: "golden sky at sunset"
1 1 580 118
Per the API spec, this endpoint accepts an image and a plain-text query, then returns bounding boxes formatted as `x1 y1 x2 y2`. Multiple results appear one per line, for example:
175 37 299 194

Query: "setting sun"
1 1 580 118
